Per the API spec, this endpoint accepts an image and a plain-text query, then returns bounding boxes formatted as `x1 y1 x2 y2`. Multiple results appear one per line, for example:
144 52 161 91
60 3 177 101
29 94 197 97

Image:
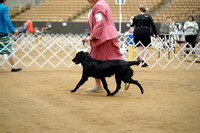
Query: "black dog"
71 51 144 96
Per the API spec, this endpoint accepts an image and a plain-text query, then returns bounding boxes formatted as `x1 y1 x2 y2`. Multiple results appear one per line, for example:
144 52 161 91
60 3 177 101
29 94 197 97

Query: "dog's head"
72 51 90 64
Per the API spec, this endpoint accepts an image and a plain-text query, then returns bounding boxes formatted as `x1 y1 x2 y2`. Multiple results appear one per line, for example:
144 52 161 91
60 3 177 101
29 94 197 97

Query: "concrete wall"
5 0 46 8
12 21 161 35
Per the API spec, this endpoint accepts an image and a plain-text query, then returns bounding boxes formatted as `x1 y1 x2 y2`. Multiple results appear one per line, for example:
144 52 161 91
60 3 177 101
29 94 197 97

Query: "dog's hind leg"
109 75 122 96
122 77 144 94
100 78 111 96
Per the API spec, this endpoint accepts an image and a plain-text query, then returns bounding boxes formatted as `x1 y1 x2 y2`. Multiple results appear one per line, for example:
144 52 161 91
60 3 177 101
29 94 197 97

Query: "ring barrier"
0 33 199 70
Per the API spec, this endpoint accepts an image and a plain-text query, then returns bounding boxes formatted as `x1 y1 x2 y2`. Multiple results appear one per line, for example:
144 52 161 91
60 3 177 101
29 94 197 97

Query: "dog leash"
83 41 91 50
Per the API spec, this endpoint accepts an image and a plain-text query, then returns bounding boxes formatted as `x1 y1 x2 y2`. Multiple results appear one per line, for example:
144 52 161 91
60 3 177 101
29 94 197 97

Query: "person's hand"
155 35 159 38
14 30 19 35
187 26 195 28
82 36 92 42
82 37 90 42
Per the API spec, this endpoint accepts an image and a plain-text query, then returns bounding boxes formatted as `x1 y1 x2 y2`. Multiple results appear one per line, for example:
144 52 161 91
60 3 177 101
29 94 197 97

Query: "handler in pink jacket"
82 0 123 93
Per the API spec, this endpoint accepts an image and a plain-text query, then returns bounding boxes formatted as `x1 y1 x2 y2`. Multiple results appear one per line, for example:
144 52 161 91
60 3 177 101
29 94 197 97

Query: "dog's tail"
127 58 140 66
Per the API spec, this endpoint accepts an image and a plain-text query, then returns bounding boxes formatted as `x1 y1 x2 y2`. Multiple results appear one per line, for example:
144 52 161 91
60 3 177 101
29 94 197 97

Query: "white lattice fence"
0 34 87 70
0 34 200 70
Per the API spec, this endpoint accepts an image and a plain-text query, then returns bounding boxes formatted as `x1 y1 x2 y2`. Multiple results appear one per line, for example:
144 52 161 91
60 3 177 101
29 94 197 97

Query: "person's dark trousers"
185 35 197 54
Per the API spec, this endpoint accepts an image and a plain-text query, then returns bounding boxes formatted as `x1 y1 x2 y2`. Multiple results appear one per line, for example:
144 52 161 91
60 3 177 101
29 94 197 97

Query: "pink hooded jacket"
89 0 119 47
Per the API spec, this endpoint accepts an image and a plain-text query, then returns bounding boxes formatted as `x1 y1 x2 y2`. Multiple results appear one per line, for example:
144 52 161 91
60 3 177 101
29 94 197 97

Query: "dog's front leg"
71 75 88 93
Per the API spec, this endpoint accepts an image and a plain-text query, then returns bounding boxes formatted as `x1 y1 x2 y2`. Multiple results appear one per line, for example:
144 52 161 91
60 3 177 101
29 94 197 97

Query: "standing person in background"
82 0 123 93
184 15 199 54
0 0 22 72
128 16 134 34
46 19 52 34
160 16 170 49
25 17 33 34
160 16 170 42
125 16 134 51
131 5 158 67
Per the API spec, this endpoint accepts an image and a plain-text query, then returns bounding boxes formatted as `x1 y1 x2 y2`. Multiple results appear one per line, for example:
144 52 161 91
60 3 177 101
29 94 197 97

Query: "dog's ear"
86 52 90 56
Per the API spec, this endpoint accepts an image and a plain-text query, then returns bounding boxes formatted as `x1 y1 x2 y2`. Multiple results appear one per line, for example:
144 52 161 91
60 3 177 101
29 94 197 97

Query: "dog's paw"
141 91 144 94
107 93 114 96
71 90 76 93
107 93 111 96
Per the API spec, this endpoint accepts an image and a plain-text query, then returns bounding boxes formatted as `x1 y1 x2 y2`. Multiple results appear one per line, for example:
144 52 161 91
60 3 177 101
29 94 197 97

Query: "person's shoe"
140 60 148 67
124 83 130 91
141 62 148 67
86 87 103 93
11 68 22 72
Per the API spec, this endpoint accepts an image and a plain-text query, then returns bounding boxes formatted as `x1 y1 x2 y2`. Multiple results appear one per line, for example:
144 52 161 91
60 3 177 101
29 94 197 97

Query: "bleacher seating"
153 0 200 23
74 0 163 22
11 0 199 23
9 4 30 19
11 0 90 22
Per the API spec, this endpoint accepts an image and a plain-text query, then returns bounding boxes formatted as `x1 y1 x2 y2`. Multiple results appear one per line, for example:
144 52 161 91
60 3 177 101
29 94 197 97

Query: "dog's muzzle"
72 58 79 64
74 61 79 64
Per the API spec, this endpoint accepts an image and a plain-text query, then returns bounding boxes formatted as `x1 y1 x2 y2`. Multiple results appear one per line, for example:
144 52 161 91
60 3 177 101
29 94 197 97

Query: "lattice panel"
0 34 200 70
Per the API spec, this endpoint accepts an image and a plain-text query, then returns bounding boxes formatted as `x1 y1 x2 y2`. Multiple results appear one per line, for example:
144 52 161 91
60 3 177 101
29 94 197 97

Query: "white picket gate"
0 33 199 70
